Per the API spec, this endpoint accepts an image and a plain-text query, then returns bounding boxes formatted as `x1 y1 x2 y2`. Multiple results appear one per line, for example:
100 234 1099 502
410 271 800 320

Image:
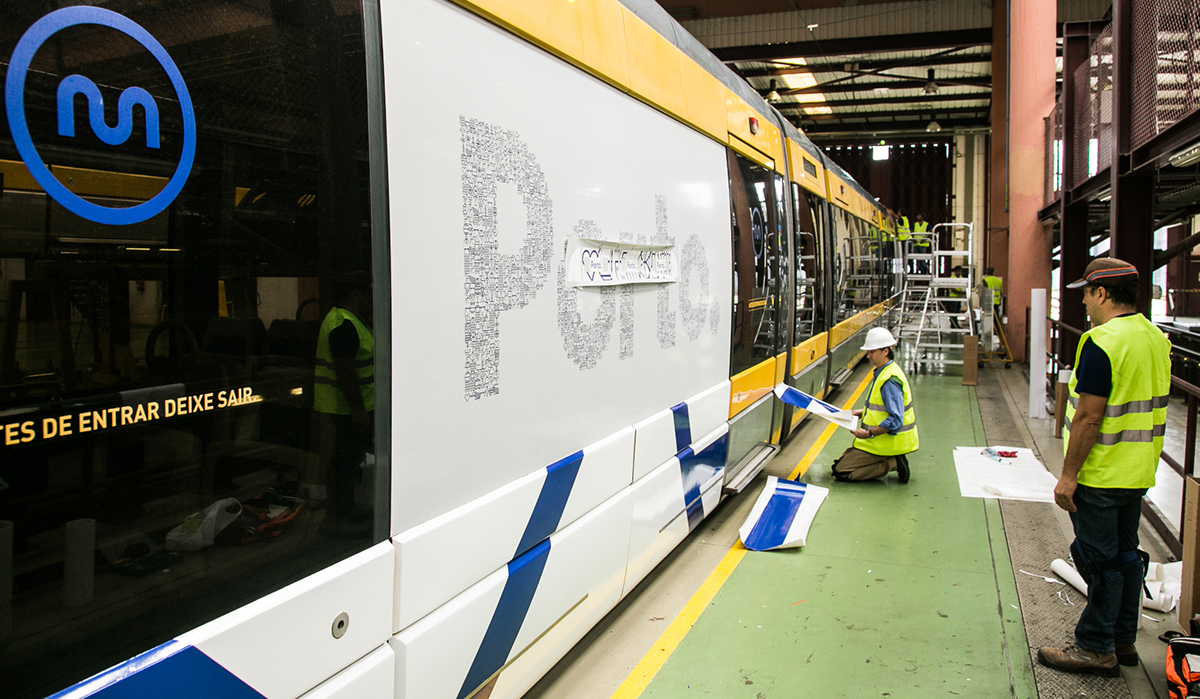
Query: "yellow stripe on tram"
610 369 875 699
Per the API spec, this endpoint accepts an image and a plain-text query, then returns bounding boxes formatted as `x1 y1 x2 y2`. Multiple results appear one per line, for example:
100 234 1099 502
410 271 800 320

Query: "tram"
0 0 903 697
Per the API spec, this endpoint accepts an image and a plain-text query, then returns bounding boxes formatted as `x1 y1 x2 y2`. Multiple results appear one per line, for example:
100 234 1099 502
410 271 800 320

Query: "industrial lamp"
923 69 938 95
1169 141 1200 168
766 79 782 103
926 114 941 133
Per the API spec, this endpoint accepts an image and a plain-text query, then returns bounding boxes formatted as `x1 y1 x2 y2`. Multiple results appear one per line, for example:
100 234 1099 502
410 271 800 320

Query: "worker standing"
911 213 930 274
1037 258 1171 677
897 210 912 273
982 266 1004 315
830 328 918 484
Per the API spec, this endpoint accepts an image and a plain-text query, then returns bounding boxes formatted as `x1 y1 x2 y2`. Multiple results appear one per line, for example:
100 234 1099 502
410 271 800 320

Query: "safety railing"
1044 97 1064 207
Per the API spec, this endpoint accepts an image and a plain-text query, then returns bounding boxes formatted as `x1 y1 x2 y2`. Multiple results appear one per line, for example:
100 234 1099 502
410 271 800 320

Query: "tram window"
728 152 779 377
0 2 383 697
791 184 823 344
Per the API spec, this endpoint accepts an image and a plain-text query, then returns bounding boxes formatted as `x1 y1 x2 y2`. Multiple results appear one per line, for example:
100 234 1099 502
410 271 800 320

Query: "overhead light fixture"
922 68 939 95
926 114 941 133
806 23 819 30
766 79 782 103
1169 141 1200 168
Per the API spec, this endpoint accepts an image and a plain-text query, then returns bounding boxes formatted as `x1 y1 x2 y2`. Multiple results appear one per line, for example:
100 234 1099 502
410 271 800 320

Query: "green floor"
643 371 1039 698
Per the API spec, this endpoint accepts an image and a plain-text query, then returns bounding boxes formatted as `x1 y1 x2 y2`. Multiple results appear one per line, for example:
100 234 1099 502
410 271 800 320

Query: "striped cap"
1066 257 1139 289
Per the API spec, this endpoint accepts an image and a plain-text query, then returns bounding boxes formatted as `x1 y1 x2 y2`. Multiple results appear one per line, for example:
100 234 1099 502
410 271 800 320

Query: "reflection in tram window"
729 153 781 377
792 185 825 343
0 2 383 696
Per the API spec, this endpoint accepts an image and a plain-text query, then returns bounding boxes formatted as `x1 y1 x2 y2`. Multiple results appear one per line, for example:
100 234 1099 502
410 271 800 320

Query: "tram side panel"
381 1 734 696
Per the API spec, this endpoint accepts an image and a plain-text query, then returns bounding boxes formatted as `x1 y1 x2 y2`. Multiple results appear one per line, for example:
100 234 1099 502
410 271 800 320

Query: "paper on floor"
739 476 829 551
953 446 1058 502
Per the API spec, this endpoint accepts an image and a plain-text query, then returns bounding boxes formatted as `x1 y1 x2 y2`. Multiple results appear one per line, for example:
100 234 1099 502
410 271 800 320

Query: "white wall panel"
391 488 633 699
393 427 634 632
632 407 676 482
392 469 543 631
298 645 394 699
179 542 393 699
382 0 732 536
390 566 505 699
624 457 690 595
481 489 634 699
685 381 731 447
560 426 635 530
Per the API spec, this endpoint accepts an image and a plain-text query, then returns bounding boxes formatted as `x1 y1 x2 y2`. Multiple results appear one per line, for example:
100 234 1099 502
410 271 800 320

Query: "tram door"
727 151 783 454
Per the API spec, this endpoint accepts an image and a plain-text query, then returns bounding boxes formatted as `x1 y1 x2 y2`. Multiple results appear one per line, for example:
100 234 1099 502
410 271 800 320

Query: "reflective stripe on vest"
854 361 919 456
1064 314 1171 489
314 307 375 415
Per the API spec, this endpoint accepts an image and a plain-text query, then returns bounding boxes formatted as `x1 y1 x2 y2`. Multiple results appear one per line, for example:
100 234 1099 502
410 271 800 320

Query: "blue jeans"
1068 484 1146 654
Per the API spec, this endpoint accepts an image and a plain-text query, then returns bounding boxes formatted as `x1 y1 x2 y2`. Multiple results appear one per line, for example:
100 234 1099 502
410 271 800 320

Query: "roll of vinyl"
1051 558 1088 595
63 519 95 607
0 520 12 639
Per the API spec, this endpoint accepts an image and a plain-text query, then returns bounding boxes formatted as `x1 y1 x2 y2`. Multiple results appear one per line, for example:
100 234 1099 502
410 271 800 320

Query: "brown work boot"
1115 642 1138 666
1037 645 1119 677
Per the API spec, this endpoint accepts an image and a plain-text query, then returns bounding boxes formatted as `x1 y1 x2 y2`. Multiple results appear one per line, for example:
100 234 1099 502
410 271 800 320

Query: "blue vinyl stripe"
457 539 552 699
49 642 265 699
744 481 808 551
513 450 583 557
677 433 729 531
670 402 691 453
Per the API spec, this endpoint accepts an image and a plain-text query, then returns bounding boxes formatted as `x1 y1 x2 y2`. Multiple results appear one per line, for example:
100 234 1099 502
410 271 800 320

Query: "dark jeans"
1069 484 1146 654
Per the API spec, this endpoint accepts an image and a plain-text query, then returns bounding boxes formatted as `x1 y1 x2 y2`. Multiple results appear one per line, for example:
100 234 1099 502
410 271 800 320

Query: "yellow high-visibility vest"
853 362 919 456
314 307 375 415
1064 314 1171 489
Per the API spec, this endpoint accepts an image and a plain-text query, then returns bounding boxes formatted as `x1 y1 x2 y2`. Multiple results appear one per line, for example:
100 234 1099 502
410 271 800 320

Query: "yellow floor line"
610 369 875 699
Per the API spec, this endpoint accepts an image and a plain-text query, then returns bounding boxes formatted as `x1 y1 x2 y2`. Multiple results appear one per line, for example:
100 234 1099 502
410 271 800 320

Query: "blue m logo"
56 75 160 149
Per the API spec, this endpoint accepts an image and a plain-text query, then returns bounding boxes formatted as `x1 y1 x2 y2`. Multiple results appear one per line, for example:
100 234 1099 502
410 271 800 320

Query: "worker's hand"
1054 475 1078 513
853 428 871 439
851 409 863 417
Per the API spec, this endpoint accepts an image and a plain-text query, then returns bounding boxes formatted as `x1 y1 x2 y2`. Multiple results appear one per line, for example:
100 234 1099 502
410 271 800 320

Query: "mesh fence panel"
1074 59 1093 188
1045 96 1063 206
1131 0 1200 150
1094 25 1114 176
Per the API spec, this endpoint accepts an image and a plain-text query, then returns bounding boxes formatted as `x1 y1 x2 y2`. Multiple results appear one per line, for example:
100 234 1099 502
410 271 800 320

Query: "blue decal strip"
49 643 265 699
514 450 583 558
676 434 729 531
458 539 553 699
744 481 808 551
670 402 691 453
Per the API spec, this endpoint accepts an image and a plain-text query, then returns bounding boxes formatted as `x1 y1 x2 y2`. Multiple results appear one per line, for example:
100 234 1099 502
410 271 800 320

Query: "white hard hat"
860 327 898 351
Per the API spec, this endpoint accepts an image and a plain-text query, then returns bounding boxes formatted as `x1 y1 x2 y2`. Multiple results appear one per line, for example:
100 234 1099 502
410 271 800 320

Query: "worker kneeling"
831 328 919 484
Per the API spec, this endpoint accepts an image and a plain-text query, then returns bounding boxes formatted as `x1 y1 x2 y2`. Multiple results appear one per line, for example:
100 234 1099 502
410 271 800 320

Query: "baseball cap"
1065 258 1139 289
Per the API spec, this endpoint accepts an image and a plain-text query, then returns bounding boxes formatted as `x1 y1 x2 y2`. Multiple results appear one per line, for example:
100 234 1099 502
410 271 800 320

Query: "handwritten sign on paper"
566 238 676 287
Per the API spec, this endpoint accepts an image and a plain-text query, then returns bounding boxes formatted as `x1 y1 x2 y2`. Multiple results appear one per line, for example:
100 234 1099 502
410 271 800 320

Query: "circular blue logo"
5 7 196 226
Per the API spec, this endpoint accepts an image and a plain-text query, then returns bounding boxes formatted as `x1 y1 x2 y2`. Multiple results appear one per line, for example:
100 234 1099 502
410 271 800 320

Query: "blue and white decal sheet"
382 0 733 534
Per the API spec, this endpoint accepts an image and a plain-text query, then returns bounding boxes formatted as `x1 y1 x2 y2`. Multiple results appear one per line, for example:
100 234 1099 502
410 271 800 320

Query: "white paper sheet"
953 446 1058 502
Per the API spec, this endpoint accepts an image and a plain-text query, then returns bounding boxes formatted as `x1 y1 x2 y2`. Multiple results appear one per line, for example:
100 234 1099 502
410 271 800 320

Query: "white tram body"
0 1 902 697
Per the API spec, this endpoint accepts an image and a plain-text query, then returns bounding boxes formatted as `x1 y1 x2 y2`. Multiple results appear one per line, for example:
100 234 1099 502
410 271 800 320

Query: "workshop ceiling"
654 0 1112 141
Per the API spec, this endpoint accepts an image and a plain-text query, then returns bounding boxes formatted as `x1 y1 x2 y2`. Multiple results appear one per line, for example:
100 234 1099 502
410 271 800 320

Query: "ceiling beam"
799 118 992 137
772 92 991 109
712 28 994 62
778 76 991 96
796 106 989 122
739 53 993 78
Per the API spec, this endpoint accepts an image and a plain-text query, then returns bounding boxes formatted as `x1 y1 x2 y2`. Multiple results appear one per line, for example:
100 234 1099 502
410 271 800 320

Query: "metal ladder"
903 223 975 372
